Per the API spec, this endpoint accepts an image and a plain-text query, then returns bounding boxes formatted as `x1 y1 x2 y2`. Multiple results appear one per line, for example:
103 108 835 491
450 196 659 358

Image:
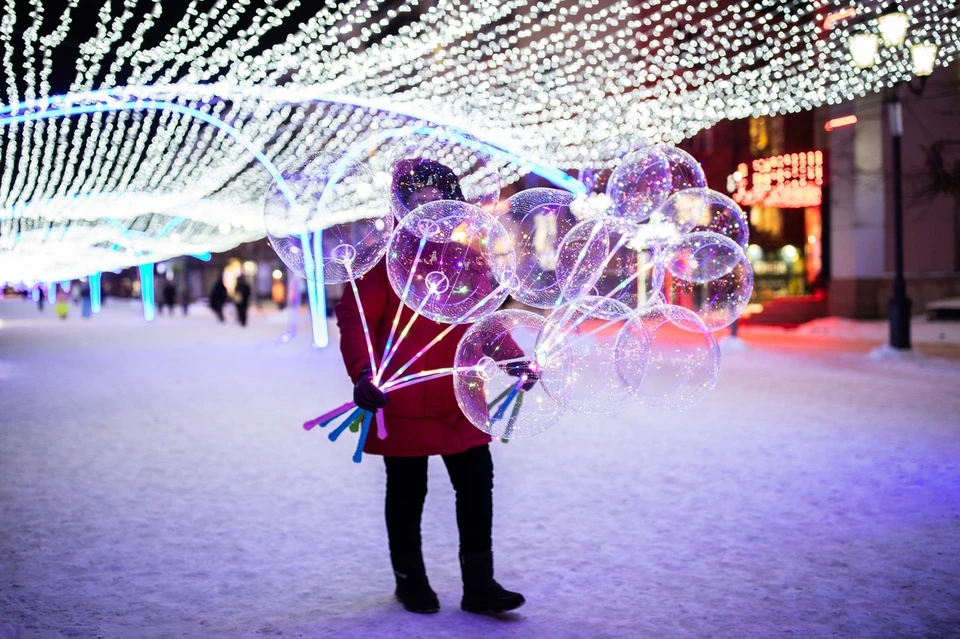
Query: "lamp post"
847 3 938 350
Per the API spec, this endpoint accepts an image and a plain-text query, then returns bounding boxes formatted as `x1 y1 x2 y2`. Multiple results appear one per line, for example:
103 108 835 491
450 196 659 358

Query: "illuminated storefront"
731 150 824 301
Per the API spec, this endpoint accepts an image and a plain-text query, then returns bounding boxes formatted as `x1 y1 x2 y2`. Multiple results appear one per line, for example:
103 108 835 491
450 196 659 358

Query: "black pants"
237 303 248 326
383 444 493 572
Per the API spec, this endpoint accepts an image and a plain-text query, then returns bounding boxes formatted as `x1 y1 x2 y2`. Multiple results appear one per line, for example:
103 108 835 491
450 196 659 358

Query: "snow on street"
2 298 959 638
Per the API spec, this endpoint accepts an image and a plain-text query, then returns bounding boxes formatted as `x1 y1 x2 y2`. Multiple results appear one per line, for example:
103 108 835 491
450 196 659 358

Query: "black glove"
353 366 389 412
502 361 539 391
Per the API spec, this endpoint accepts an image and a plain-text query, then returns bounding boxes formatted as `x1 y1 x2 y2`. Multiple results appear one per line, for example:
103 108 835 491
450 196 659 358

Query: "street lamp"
877 4 909 47
847 5 939 351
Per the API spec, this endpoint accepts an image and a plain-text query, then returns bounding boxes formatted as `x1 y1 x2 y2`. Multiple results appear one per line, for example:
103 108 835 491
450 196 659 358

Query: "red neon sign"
825 115 857 131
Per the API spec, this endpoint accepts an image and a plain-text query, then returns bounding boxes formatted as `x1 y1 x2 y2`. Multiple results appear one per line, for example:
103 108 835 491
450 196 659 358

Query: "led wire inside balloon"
541 237 653 355
380 366 459 391
375 286 436 381
564 263 653 339
547 223 629 334
380 353 534 394
375 234 429 385
344 259 379 381
383 283 513 385
379 371 455 393
304 359 531 435
555 218 606 311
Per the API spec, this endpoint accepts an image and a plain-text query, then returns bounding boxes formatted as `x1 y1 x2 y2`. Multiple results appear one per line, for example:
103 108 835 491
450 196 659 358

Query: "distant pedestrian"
209 276 228 322
162 281 176 315
80 282 92 318
234 275 251 327
55 287 69 320
180 286 190 316
36 286 44 311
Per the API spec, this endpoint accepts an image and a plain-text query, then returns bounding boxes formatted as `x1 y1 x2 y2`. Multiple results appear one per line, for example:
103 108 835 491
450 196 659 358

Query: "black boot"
393 555 440 614
459 551 525 614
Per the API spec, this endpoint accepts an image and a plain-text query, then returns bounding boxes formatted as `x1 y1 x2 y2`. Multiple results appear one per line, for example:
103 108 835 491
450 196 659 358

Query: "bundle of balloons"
263 127 753 463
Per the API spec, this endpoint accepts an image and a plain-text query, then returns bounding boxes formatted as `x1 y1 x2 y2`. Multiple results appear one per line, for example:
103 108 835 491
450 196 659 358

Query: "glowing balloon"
537 296 650 414
454 309 564 439
388 126 501 220
385 200 516 324
660 146 708 194
498 188 580 309
663 234 754 331
577 134 648 195
606 146 707 224
662 232 744 283
632 305 720 412
553 218 608 301
653 188 749 248
606 147 672 223
263 153 392 283
555 218 663 309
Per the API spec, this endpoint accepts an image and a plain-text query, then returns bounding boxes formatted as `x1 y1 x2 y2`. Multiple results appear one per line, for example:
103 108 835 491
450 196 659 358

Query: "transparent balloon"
577 134 648 195
632 305 720 412
385 200 516 324
660 146 708 195
663 234 754 331
606 146 673 223
555 218 663 309
497 188 580 309
553 218 608 301
652 188 749 248
454 309 565 439
263 153 392 283
536 296 650 415
662 232 744 284
388 126 501 220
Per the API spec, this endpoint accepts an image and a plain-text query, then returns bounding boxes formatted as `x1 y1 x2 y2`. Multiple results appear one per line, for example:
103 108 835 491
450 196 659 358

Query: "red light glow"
824 115 858 131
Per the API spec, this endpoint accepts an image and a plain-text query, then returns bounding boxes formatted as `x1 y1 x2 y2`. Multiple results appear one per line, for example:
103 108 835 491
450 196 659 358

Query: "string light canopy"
0 0 956 284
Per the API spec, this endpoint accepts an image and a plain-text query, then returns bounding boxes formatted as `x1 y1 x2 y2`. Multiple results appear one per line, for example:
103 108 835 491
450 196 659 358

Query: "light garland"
0 0 956 283
732 151 824 209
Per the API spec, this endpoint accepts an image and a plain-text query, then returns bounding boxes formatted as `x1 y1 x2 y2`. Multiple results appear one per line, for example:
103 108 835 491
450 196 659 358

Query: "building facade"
683 60 960 322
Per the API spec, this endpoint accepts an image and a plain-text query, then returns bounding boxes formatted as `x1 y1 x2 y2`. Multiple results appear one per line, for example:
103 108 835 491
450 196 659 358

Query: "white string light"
0 0 956 283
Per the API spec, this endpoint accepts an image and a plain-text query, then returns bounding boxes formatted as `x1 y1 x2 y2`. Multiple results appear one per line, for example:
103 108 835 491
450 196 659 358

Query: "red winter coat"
335 260 492 457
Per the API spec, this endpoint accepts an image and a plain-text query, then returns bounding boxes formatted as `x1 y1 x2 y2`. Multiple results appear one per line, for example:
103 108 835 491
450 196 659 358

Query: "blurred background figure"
161 279 176 315
180 286 190 316
234 275 251 327
209 274 228 323
55 286 69 320
80 280 92 318
35 285 44 312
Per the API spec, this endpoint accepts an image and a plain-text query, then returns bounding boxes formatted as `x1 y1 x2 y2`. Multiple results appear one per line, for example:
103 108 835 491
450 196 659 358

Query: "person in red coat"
335 158 525 615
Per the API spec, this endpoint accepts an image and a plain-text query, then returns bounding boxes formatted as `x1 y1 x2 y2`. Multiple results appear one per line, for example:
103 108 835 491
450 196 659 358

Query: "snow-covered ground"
1 298 959 639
